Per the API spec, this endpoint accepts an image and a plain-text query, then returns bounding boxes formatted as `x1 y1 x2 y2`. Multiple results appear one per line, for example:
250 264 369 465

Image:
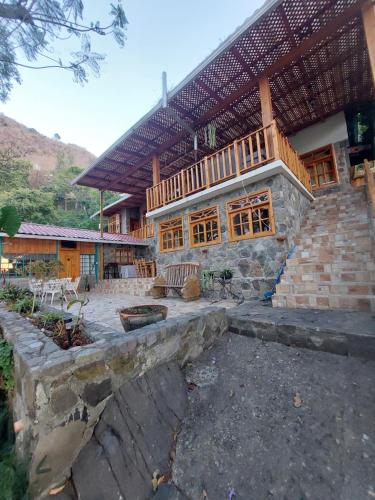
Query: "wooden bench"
151 262 200 301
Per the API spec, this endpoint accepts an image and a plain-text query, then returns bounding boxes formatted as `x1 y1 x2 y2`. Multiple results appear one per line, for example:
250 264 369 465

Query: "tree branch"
0 3 34 23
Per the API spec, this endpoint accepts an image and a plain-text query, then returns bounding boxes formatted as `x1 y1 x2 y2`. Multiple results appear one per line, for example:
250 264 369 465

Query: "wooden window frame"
226 189 275 242
301 144 338 191
189 206 221 248
108 213 121 234
159 217 184 253
114 247 134 265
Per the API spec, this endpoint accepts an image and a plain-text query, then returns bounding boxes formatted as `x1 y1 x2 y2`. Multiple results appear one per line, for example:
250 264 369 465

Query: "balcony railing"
129 223 155 239
146 121 311 212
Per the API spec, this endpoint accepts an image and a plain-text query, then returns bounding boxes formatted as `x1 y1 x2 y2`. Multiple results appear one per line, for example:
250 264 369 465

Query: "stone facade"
0 303 227 498
148 173 311 298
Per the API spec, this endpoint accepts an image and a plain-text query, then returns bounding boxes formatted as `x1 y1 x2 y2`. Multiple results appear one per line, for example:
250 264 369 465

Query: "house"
74 0 375 311
0 222 147 285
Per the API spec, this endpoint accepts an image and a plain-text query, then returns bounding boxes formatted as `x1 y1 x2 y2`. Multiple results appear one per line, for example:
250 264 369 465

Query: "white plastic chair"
65 276 80 299
29 279 43 298
42 280 64 305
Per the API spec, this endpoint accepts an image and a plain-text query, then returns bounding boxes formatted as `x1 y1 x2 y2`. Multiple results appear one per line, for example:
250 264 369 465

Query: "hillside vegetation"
0 114 95 177
0 116 119 229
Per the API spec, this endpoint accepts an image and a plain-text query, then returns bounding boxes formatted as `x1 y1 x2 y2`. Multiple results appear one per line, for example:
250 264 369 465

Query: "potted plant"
118 305 168 332
219 268 233 282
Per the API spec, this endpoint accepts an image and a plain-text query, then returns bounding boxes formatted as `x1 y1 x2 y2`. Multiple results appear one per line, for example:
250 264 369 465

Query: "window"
227 190 274 241
301 145 338 190
80 254 96 276
61 240 77 249
114 247 134 264
159 217 184 252
108 214 121 234
0 254 57 278
189 206 221 248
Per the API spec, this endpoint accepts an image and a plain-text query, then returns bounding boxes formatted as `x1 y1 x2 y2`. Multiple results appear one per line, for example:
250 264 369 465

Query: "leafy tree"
0 1 128 101
0 206 21 236
0 149 32 191
0 187 55 224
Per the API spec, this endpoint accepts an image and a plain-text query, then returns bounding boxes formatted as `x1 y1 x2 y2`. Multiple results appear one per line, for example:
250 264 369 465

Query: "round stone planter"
118 305 168 332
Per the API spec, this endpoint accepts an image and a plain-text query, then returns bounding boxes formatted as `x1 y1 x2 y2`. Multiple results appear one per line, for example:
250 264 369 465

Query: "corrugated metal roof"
1 222 147 246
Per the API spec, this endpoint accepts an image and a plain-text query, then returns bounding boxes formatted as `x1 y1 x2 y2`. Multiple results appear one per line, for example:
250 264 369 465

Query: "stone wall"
0 303 227 499
149 174 311 298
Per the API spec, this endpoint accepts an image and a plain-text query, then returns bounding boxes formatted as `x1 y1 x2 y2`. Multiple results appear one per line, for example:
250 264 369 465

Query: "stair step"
276 282 375 296
273 293 375 312
280 271 375 283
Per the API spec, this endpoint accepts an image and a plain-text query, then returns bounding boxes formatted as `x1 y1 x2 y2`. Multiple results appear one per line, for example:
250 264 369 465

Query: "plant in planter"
219 268 233 281
0 284 31 305
9 296 39 315
36 311 65 332
118 304 168 332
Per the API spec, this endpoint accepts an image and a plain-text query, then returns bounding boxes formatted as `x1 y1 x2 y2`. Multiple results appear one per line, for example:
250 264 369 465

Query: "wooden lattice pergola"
74 0 375 201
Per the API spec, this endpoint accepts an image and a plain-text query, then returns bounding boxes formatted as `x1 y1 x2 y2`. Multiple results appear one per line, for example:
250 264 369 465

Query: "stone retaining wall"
0 303 227 499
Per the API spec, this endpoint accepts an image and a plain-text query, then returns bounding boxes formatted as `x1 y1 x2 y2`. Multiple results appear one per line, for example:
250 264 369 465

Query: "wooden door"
60 250 80 279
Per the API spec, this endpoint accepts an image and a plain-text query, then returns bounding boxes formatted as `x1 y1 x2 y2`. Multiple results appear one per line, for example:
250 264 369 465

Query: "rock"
153 484 188 499
50 387 78 415
82 379 112 407
72 362 187 499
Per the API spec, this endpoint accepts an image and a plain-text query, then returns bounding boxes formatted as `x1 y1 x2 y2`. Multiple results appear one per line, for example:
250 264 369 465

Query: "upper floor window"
227 189 274 241
301 145 338 190
108 214 121 234
159 217 184 252
189 206 221 248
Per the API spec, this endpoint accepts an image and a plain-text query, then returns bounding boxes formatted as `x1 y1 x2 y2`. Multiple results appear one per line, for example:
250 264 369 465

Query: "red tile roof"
9 222 147 246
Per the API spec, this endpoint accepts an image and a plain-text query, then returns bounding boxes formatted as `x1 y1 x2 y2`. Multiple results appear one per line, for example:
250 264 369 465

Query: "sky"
1 1 265 156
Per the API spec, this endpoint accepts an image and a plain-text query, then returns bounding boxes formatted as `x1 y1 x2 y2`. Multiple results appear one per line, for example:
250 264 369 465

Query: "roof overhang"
0 232 148 246
90 194 136 218
73 0 374 198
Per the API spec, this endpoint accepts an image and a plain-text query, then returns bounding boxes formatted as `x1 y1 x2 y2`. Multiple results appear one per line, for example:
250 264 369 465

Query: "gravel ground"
172 334 375 500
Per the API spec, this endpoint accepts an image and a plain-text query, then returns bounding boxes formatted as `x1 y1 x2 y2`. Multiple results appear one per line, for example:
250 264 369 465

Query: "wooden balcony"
129 223 155 239
146 121 311 212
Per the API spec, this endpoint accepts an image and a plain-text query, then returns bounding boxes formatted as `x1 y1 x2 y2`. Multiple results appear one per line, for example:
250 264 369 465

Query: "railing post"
205 157 211 187
271 120 279 159
234 140 241 177
162 180 166 206
181 169 186 197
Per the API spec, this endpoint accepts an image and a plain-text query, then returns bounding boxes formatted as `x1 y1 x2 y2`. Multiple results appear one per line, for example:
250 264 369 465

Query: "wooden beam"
152 155 160 186
259 76 273 126
362 1 375 86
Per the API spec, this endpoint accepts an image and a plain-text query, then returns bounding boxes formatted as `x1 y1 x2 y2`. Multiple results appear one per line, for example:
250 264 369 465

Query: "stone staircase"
272 187 375 312
94 278 154 296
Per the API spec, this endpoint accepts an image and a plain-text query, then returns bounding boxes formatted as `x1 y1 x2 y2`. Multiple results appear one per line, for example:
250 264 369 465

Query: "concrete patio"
65 291 237 332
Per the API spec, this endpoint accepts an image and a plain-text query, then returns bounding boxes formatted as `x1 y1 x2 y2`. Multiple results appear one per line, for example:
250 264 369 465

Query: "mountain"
0 114 95 179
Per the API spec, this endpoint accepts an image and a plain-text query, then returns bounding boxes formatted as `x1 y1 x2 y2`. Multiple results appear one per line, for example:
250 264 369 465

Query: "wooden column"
99 190 104 239
259 76 273 126
152 155 160 186
362 2 375 87
259 76 274 158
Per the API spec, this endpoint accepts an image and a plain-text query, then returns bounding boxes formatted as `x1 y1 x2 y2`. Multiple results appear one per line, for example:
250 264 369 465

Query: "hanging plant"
204 123 217 149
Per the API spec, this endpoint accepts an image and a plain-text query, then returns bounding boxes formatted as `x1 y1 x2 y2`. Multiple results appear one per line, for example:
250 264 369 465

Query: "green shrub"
0 284 31 304
0 339 14 392
38 311 64 324
9 297 39 315
0 338 29 499
0 441 29 500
